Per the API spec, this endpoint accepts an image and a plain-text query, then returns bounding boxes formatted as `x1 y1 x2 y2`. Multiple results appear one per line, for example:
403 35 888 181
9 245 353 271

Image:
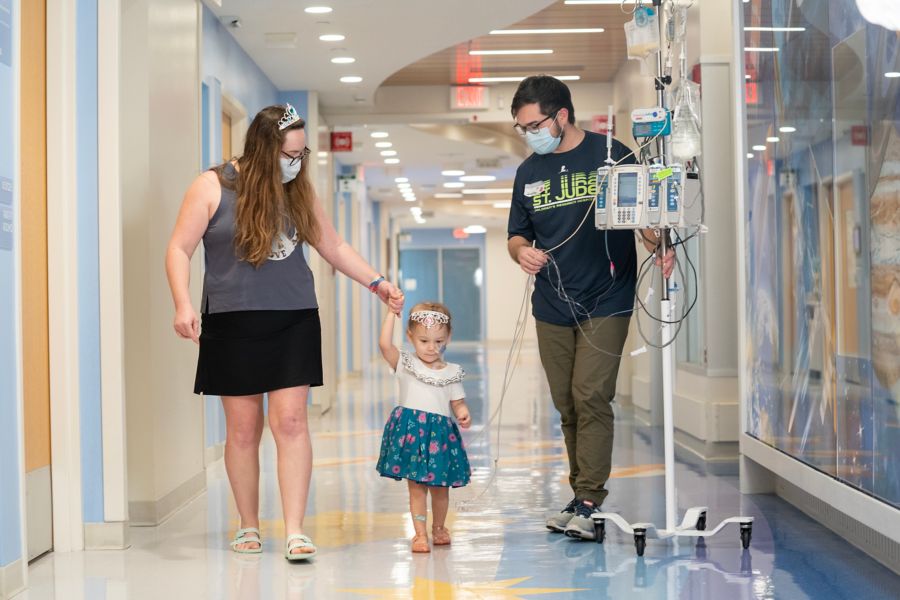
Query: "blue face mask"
525 114 563 155
280 156 302 183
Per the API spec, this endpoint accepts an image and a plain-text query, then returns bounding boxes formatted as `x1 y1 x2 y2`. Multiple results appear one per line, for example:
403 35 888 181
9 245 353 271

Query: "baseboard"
0 558 25 600
776 476 900 576
674 428 739 464
204 443 224 466
129 470 206 526
84 521 130 550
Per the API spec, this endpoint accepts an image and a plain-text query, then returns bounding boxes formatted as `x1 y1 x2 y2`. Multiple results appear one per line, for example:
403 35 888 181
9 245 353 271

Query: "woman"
165 103 403 561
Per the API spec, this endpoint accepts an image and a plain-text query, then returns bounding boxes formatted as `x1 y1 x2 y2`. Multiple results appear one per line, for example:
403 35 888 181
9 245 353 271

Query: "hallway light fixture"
493 201 512 208
304 6 333 14
371 131 389 138
462 188 513 194
468 49 553 55
319 34 345 42
744 26 806 32
375 142 393 148
443 182 465 188
394 177 408 183
340 75 363 83
459 175 497 182
435 193 463 199
747 153 754 158
463 225 487 234
441 169 465 176
752 145 766 151
886 72 900 78
331 57 356 64
384 158 400 164
766 136 780 142
778 126 796 133
317 151 328 157
744 47 779 52
380 150 398 157
404 197 417 203
469 75 580 83
490 28 604 34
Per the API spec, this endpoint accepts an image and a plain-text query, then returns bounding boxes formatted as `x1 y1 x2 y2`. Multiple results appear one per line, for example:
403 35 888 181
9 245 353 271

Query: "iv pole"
590 0 753 556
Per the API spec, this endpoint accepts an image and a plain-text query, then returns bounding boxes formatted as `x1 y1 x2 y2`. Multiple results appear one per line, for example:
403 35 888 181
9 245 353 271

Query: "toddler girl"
376 302 472 553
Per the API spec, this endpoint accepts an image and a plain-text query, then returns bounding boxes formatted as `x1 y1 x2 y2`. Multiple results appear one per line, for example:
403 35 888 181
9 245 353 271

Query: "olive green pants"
535 316 631 506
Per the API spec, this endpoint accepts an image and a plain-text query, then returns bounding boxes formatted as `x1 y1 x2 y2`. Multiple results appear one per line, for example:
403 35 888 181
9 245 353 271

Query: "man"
507 75 674 540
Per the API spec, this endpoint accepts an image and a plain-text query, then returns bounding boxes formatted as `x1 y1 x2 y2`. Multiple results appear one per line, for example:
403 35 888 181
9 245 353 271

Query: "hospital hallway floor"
17 344 900 599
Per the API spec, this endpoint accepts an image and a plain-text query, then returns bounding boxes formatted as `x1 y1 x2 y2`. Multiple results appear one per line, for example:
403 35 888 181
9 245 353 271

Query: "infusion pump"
595 163 687 230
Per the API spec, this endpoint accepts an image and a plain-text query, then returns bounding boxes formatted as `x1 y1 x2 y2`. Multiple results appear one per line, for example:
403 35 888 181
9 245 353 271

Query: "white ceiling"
202 0 555 107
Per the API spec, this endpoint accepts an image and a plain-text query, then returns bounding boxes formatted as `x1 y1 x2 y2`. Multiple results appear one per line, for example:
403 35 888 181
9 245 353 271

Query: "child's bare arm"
450 399 471 429
379 310 401 370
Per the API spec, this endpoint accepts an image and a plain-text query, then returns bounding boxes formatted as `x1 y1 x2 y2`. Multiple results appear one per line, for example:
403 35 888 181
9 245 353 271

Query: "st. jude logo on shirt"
524 169 599 213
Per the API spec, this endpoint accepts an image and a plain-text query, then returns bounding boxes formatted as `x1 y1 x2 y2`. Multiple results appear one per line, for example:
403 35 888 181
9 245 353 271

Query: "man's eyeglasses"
513 111 559 135
281 147 311 166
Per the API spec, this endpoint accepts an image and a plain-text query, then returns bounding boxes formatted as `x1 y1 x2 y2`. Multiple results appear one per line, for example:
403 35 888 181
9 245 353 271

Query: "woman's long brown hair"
216 105 321 267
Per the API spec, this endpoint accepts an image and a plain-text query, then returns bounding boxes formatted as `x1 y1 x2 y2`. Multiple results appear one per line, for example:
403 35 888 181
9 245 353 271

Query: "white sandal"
230 527 262 554
285 534 317 561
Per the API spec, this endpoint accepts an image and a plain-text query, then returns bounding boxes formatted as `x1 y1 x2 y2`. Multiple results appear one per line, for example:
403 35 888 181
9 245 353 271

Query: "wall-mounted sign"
330 131 353 152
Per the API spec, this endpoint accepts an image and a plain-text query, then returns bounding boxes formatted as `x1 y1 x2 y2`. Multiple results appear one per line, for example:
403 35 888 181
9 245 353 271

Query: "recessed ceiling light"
435 193 463 199
404 197 416 202
319 34 345 42
747 153 754 158
493 201 512 208
394 177 408 183
469 75 580 83
745 74 751 80
317 151 328 158
410 207 422 215
469 49 554 55
744 26 806 32
752 145 766 151
380 150 397 157
375 142 393 148
304 6 333 14
490 28 604 34
384 158 400 164
371 131 389 138
398 184 411 190
331 56 356 64
462 188 513 194
745 47 779 52
463 225 487 234
441 170 465 177
779 126 796 133
340 75 363 83
886 72 900 78
459 175 496 182
766 136 780 142
443 182 465 189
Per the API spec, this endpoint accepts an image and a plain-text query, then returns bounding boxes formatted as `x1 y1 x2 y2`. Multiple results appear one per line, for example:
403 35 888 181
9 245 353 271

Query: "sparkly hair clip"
410 310 450 329
278 103 301 130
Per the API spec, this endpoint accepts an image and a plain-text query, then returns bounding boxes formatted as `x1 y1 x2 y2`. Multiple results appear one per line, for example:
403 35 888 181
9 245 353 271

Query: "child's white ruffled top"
393 351 465 417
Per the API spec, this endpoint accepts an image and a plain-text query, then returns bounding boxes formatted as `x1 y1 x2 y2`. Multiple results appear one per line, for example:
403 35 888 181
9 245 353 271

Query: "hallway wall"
0 0 26 594
121 0 206 526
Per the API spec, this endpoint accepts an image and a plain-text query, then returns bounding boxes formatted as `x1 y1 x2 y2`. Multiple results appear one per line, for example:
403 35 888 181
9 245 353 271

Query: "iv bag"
624 8 660 61
670 79 702 160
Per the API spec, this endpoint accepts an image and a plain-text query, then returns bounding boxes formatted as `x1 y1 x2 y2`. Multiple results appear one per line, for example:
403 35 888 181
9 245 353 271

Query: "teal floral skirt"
376 406 471 488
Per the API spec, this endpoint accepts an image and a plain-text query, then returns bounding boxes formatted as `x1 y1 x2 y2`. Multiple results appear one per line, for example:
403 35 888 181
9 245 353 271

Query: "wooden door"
21 0 52 561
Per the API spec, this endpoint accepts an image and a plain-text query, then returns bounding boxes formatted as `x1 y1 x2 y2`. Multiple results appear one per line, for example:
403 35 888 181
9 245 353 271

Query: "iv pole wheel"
594 518 606 544
634 529 646 557
740 523 752 549
696 511 707 531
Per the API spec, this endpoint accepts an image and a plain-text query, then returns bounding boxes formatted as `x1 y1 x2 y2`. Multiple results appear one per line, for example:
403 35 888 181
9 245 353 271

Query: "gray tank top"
200 164 318 314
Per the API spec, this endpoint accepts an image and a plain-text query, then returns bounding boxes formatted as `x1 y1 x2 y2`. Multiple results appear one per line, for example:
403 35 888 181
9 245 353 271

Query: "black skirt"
194 309 323 397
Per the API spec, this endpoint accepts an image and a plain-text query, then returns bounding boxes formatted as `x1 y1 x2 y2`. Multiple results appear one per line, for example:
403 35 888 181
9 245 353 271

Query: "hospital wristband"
368 275 385 293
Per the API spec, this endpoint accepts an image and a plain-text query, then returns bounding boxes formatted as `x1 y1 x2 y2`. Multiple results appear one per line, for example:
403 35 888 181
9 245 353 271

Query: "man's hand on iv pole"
656 247 676 279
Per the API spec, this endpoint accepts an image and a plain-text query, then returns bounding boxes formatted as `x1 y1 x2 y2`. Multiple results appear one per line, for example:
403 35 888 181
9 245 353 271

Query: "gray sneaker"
545 498 578 532
564 500 599 540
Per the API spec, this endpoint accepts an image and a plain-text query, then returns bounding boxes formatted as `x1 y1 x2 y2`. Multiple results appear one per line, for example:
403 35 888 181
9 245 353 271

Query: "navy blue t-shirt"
507 130 638 326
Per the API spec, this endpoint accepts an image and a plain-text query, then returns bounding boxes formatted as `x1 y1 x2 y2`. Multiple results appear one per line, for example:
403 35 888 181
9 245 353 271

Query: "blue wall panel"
0 0 23 568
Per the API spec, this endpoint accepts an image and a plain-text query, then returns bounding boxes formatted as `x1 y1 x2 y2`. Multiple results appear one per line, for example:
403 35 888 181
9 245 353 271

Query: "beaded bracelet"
367 275 385 294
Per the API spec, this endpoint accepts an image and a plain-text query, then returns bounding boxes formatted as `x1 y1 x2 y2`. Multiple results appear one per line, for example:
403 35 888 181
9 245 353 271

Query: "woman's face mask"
280 156 302 183
525 114 563 155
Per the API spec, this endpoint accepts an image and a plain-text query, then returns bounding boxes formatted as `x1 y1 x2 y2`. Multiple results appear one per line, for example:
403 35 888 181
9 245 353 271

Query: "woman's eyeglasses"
281 147 311 166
